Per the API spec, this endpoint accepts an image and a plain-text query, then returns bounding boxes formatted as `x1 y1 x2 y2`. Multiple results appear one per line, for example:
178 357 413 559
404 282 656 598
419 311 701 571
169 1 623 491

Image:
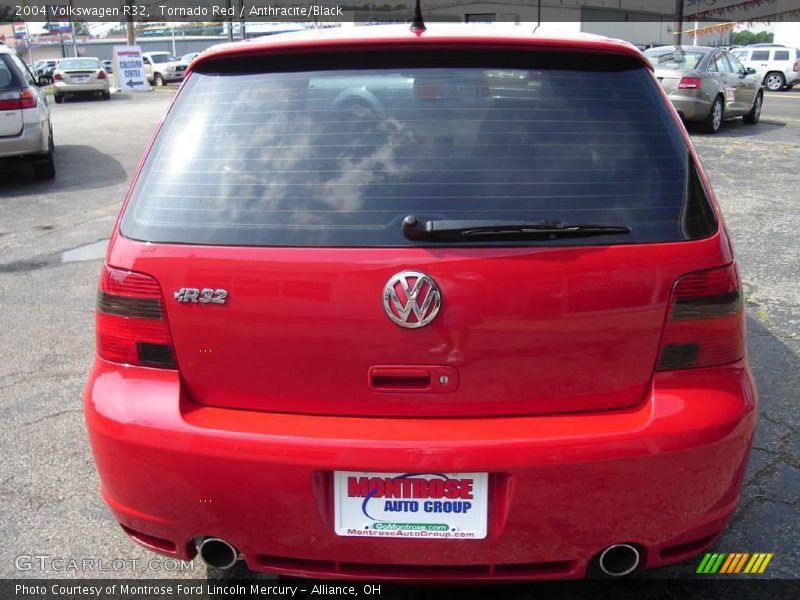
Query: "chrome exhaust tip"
598 543 641 577
197 537 239 570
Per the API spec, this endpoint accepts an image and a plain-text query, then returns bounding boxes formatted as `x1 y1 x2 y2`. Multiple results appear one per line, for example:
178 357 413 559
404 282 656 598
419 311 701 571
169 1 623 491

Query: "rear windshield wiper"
401 216 631 242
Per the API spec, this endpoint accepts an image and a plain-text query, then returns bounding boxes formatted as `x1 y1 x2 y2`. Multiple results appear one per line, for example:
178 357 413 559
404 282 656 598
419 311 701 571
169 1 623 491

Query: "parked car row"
32 58 60 84
29 51 204 89
1 47 207 182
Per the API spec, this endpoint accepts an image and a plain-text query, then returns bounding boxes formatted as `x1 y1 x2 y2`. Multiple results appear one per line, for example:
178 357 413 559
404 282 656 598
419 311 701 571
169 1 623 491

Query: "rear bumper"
85 359 757 580
54 81 109 93
668 93 712 122
0 120 48 158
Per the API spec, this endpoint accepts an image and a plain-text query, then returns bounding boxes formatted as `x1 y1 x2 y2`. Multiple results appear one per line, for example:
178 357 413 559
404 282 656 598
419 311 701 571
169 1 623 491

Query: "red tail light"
96 266 177 369
656 264 745 371
677 76 702 90
53 72 63 81
793 62 798 72
97 69 107 80
20 88 37 109
0 88 37 110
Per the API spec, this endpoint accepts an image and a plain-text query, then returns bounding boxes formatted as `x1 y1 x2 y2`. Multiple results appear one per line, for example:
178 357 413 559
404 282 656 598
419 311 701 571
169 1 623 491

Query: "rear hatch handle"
369 366 459 393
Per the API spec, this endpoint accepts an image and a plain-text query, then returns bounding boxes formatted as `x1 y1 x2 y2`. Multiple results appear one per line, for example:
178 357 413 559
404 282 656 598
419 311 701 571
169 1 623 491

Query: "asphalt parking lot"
0 89 798 592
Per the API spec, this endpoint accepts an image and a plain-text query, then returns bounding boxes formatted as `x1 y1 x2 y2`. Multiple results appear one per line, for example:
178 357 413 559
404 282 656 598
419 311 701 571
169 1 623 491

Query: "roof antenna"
411 0 426 33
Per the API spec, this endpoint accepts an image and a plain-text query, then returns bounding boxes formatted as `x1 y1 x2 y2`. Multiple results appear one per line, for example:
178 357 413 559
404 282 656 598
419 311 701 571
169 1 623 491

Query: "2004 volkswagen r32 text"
84 22 757 580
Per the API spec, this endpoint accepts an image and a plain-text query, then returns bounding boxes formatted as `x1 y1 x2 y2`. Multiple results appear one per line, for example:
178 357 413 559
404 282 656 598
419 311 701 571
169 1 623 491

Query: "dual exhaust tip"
197 537 641 576
598 543 641 577
197 537 239 570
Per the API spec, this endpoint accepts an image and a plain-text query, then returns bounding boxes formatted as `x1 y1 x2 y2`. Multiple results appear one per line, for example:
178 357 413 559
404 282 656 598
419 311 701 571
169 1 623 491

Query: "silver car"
0 45 54 179
52 57 110 103
644 46 762 134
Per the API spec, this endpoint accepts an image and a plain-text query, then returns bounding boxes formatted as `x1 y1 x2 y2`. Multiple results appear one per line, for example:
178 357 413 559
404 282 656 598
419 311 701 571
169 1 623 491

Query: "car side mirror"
746 67 756 75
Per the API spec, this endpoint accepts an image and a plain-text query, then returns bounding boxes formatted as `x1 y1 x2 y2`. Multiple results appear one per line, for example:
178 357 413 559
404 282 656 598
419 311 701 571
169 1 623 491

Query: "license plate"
333 471 488 539
74 76 87 83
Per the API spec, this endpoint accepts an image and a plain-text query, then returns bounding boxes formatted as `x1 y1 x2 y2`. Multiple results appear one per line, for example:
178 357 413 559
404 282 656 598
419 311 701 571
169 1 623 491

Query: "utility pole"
24 20 33 65
69 0 77 56
126 0 135 46
227 0 234 42
674 0 684 47
238 0 246 40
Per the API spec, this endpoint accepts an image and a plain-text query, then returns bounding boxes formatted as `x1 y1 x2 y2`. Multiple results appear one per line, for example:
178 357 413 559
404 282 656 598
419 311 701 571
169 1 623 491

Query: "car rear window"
121 50 714 247
59 58 101 70
643 48 706 69
0 55 21 91
149 54 176 64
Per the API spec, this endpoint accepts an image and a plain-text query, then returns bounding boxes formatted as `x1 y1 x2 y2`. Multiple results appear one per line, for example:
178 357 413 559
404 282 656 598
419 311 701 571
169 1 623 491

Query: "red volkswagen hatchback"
85 24 757 580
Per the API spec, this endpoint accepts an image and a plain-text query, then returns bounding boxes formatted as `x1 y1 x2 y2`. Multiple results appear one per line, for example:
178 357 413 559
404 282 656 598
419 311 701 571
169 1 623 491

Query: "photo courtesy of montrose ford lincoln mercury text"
84 21 757 581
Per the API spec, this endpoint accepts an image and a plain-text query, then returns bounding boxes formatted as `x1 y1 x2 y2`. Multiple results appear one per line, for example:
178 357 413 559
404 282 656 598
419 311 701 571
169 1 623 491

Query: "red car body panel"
105 235 734 418
85 25 757 580
86 358 755 579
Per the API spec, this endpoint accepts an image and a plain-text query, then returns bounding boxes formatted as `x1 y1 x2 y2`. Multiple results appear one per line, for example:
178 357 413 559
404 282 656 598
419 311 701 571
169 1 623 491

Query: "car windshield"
150 54 175 64
644 49 706 69
122 51 707 247
59 59 100 70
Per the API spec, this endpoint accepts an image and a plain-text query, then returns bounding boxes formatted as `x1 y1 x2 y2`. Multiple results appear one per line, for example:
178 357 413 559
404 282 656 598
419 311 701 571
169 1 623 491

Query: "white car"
52 57 110 103
732 44 799 91
0 45 54 179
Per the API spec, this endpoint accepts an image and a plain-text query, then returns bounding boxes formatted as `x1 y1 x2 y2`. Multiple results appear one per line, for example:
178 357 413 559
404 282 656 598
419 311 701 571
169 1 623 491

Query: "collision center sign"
112 46 150 92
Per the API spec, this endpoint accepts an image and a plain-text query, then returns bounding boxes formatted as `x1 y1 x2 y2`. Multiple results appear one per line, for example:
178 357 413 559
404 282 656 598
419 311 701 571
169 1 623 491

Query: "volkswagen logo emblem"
383 271 441 328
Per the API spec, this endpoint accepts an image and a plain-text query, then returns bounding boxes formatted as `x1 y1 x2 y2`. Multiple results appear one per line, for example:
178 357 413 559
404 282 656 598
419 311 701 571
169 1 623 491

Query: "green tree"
730 30 774 46
730 30 756 46
754 31 774 43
